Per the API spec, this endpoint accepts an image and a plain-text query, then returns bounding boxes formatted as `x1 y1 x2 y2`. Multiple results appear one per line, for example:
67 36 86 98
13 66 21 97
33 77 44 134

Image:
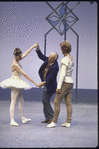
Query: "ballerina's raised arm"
21 44 37 59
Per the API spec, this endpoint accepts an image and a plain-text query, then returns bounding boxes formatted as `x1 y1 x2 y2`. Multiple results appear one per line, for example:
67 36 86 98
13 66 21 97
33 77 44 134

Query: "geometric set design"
46 2 79 36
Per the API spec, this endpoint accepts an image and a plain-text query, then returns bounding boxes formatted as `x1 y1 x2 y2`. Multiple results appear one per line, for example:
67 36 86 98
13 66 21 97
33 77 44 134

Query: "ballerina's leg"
18 89 31 124
10 87 19 126
18 89 24 118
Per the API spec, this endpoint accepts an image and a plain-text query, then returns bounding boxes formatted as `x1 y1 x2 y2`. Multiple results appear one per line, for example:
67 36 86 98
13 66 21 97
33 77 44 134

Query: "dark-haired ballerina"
0 45 38 126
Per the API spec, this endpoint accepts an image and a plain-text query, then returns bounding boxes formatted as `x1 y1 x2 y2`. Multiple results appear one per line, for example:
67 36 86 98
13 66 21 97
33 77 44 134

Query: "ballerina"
0 45 38 126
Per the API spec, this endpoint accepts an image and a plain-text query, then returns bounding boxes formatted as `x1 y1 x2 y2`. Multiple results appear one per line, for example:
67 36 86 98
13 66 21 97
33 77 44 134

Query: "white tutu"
0 76 32 90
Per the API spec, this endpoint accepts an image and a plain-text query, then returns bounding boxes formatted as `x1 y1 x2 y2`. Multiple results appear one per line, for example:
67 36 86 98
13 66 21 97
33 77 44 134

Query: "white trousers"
10 87 24 119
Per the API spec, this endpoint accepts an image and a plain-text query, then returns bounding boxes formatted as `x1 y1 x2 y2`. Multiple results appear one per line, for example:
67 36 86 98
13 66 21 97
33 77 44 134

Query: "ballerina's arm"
21 44 36 59
14 63 38 87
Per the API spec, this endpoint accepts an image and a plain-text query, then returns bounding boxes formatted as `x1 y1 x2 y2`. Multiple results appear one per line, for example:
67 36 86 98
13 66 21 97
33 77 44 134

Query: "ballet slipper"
22 116 31 124
10 119 19 126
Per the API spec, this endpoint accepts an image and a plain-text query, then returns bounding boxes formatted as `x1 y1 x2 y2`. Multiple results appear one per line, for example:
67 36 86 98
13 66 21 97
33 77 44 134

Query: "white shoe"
47 122 56 128
61 122 70 128
10 119 19 127
22 117 31 124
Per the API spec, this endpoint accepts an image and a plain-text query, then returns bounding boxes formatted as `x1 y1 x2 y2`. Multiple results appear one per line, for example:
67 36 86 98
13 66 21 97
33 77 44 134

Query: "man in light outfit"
47 40 74 128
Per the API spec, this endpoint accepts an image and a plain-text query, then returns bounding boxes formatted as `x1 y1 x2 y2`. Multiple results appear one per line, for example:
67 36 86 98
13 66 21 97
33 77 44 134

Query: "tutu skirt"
0 76 32 90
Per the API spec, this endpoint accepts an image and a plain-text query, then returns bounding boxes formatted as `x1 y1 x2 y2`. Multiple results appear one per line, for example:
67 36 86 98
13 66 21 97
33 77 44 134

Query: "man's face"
48 53 56 63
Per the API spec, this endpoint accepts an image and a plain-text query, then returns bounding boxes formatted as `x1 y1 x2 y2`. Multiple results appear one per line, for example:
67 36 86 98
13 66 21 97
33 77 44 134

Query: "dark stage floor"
0 88 98 148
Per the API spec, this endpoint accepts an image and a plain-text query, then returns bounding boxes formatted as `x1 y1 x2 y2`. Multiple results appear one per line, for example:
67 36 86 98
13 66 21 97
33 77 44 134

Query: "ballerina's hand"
36 83 39 87
38 83 43 88
34 82 39 87
33 42 39 48
38 81 46 88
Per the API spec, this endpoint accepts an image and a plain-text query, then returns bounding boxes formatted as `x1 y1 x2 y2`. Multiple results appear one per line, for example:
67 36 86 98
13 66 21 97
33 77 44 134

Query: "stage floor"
0 100 98 148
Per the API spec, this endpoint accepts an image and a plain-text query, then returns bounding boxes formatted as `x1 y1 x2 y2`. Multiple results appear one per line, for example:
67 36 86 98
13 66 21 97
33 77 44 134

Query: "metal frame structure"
44 1 94 103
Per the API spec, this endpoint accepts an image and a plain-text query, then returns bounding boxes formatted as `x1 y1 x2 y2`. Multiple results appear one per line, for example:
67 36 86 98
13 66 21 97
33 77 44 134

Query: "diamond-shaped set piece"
46 2 79 36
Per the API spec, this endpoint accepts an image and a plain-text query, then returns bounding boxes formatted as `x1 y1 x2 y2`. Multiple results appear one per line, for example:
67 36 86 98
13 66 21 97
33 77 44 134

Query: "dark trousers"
42 86 54 121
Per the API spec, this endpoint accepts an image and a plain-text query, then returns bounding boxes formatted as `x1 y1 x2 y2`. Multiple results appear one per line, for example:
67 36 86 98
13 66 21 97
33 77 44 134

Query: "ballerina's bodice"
11 62 22 78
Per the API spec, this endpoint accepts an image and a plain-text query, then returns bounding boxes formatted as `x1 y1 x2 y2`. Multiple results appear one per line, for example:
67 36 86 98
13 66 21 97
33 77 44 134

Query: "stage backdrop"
0 1 97 89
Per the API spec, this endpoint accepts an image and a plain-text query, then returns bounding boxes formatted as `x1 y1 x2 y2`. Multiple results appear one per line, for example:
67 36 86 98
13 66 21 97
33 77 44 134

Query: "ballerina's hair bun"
13 48 22 56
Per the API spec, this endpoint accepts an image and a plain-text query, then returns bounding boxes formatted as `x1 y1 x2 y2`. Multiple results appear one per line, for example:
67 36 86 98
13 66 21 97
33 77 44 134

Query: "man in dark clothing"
34 42 59 123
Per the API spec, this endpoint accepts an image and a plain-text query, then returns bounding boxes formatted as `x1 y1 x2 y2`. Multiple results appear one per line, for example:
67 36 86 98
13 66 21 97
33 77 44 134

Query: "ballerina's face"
18 53 22 60
15 53 22 61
